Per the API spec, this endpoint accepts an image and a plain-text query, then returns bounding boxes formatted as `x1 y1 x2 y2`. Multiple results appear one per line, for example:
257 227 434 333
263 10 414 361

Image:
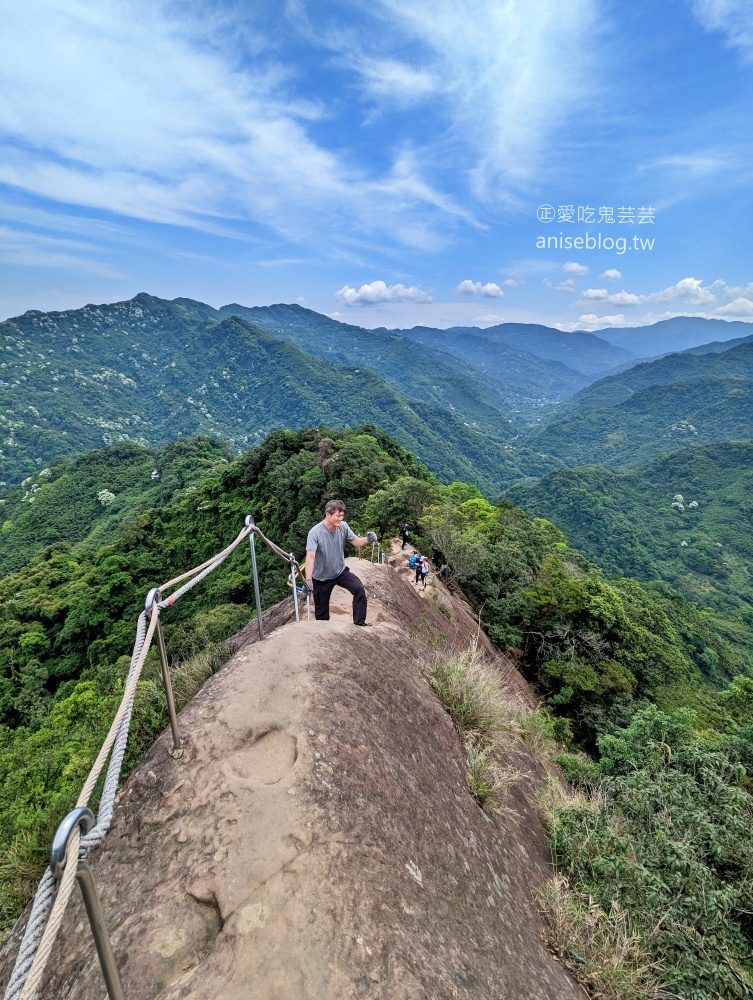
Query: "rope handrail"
3 518 265 1000
3 515 384 999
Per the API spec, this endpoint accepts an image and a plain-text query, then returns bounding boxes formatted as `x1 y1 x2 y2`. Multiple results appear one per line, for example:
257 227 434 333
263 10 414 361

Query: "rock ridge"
0 558 583 999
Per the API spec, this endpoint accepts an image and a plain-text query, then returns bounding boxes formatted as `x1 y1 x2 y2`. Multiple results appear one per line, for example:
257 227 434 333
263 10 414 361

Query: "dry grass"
536 774 662 1000
429 638 524 742
429 639 532 810
537 876 661 1000
171 643 231 710
426 585 453 618
430 644 661 998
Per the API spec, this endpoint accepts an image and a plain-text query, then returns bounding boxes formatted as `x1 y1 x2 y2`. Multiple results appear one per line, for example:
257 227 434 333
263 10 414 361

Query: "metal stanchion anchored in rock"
3 513 357 1000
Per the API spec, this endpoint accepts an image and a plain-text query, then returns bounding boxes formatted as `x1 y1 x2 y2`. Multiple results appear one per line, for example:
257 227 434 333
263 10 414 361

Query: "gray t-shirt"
306 520 357 581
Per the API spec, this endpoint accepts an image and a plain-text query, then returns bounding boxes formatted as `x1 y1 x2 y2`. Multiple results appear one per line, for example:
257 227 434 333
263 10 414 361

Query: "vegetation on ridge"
1 424 752 996
506 440 753 674
0 293 563 493
526 342 753 469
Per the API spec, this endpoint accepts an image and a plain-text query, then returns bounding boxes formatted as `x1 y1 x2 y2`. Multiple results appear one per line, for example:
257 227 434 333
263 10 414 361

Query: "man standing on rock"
305 499 378 627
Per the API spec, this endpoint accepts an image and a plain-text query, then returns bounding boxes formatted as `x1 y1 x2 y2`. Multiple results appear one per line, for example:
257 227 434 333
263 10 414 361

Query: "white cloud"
0 0 477 255
576 312 626 329
503 276 522 287
716 297 753 316
650 150 737 180
601 268 622 280
351 58 437 105
455 279 504 298
578 289 641 306
563 261 589 276
302 0 602 200
473 313 506 326
578 277 716 309
555 279 576 293
724 281 753 298
0 224 129 279
335 280 433 305
691 0 753 55
650 276 717 304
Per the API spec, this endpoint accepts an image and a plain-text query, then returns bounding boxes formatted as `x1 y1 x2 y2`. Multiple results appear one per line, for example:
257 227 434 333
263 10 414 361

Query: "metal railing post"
289 555 300 622
145 588 183 759
245 515 265 640
51 808 125 1000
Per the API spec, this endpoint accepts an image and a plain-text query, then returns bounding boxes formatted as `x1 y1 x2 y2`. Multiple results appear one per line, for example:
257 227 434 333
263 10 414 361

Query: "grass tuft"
429 640 529 810
537 875 661 1000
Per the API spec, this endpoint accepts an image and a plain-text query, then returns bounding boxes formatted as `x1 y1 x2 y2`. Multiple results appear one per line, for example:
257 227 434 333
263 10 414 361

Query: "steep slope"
0 560 582 1000
527 342 753 467
1 294 556 493
216 302 519 434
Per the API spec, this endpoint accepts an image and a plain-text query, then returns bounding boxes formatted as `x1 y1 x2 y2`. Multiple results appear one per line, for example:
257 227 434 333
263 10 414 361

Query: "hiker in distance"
304 499 378 627
400 521 411 549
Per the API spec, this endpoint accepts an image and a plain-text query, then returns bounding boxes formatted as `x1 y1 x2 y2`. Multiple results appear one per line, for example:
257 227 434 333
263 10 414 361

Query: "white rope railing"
2 519 262 1000
2 517 383 1000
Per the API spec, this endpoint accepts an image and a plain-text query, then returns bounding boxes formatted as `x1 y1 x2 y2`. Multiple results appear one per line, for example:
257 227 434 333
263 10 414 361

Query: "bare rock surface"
2 559 583 999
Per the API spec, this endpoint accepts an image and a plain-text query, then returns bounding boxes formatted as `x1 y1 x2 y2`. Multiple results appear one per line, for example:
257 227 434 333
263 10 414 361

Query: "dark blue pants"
313 568 367 624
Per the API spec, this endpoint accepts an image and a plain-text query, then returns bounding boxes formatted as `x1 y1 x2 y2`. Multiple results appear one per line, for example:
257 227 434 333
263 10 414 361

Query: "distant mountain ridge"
219 303 619 415
525 341 753 469
0 293 564 492
5 293 752 490
386 321 637 377
595 316 753 356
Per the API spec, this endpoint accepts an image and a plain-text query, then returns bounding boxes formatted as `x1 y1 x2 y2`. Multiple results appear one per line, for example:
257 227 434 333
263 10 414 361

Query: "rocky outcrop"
2 559 583 999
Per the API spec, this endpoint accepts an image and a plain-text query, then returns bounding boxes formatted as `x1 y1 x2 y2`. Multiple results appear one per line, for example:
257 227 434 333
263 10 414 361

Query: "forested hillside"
0 437 234 576
0 294 563 493
388 320 635 377
526 342 753 468
216 302 556 420
3 426 753 997
507 441 753 676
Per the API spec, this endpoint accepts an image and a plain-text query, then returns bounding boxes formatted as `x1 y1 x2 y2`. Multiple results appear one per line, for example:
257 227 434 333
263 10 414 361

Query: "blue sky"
1 0 753 333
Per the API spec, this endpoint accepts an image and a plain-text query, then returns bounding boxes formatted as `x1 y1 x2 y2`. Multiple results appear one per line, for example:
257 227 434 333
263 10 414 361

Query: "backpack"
408 554 418 568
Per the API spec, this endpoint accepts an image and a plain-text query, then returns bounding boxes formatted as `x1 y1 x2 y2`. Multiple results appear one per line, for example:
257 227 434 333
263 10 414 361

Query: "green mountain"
685 331 753 356
526 342 753 468
214 302 519 432
3 426 753 996
0 437 233 577
424 321 636 376
595 316 753 355
506 441 753 678
0 294 562 494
